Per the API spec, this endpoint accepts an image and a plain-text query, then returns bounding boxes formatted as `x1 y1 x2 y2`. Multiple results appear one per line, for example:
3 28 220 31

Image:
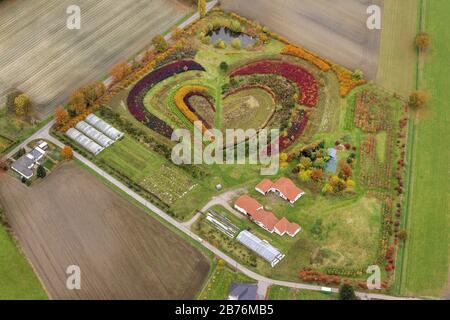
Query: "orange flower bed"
331 64 366 97
174 85 210 134
281 45 331 72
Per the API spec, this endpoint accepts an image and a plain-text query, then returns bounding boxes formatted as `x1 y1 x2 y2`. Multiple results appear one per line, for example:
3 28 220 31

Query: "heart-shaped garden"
127 58 318 151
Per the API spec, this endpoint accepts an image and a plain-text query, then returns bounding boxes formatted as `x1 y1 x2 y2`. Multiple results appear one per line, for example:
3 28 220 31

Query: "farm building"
10 145 46 179
228 283 258 300
236 231 285 267
255 177 305 204
65 128 104 156
234 195 301 237
75 121 114 148
273 218 301 237
85 114 124 141
234 195 263 216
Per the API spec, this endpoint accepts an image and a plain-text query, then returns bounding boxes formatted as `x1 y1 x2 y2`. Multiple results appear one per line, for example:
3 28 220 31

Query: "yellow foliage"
174 85 210 134
331 64 366 97
281 45 330 71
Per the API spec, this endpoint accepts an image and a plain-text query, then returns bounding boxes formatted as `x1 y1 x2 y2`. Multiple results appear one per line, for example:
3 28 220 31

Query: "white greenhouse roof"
236 231 285 267
66 128 104 156
85 114 124 141
75 121 114 148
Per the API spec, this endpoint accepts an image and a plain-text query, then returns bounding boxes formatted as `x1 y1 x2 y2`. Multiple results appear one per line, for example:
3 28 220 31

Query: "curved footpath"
1 122 420 300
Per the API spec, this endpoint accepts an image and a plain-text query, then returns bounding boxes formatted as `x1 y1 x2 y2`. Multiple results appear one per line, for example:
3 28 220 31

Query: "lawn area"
267 285 337 300
400 0 450 298
197 263 256 300
0 220 47 299
376 0 419 96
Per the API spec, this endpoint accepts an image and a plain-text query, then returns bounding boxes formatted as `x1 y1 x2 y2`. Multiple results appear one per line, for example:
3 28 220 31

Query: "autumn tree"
61 146 74 160
171 27 184 40
339 162 353 179
408 91 428 109
14 93 31 117
310 168 324 182
54 106 69 127
110 62 131 83
151 35 168 53
82 81 105 106
397 230 408 241
198 0 206 17
69 89 87 115
300 157 312 169
415 32 430 51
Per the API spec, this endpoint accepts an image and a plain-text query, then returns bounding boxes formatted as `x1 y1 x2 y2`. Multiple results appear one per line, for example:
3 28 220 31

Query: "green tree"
37 165 46 179
219 61 229 72
339 284 357 300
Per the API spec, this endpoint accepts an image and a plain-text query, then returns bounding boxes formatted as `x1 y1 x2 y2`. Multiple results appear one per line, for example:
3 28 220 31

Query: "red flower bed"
230 60 318 107
127 60 205 138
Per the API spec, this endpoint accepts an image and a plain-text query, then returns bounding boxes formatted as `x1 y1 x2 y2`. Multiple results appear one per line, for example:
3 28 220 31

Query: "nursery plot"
97 137 197 205
0 0 190 119
0 163 209 299
221 87 275 131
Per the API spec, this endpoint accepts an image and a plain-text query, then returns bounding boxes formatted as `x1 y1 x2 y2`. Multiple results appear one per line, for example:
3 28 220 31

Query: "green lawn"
197 263 256 300
268 285 337 300
400 0 450 298
0 223 47 299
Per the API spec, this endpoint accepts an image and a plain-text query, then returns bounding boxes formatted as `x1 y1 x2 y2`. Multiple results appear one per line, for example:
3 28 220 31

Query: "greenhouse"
85 114 124 141
65 128 104 156
75 121 114 148
236 230 285 267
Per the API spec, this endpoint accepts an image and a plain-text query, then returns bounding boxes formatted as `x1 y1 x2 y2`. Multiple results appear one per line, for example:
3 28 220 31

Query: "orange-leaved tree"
60 146 74 160
110 62 131 83
54 106 70 127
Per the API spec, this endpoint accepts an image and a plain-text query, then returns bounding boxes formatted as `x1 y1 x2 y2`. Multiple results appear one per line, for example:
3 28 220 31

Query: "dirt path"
222 0 383 79
0 163 209 299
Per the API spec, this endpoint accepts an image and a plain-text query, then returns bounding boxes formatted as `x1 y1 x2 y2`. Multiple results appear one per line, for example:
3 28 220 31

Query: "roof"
235 195 263 215
85 114 124 140
76 121 114 147
66 128 104 155
228 283 258 300
255 179 273 193
274 217 301 235
11 156 34 178
236 231 284 266
271 177 304 202
251 209 279 232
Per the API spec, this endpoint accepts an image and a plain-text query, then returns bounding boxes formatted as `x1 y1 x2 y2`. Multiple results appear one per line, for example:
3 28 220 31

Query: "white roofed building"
66 128 104 156
85 114 124 141
75 121 114 148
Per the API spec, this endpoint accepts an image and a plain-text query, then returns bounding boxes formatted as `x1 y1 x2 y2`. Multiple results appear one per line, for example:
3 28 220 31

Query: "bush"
214 39 226 49
231 38 242 49
339 284 357 300
219 61 229 72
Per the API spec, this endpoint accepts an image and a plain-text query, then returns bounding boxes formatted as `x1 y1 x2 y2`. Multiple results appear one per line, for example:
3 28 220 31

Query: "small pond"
207 27 256 48
325 148 338 173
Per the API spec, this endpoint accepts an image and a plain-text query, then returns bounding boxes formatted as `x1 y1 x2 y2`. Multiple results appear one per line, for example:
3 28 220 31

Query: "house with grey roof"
10 146 46 179
228 283 258 300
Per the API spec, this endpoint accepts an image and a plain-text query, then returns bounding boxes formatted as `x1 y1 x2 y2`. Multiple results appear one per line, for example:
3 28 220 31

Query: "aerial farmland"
0 0 448 307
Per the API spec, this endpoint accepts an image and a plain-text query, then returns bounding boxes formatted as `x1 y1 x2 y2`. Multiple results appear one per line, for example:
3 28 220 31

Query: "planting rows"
127 60 206 138
230 60 318 107
174 85 212 133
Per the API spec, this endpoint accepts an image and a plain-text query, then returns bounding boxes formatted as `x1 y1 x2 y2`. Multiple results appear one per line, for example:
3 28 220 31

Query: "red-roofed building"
269 177 305 204
234 195 263 216
250 209 279 233
274 218 301 237
255 179 273 195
